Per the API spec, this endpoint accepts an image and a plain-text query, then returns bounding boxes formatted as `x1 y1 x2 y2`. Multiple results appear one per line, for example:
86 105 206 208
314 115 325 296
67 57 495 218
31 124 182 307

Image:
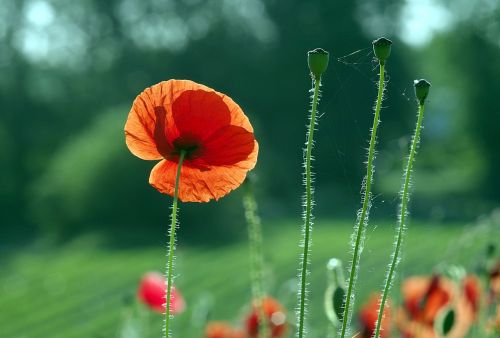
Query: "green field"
0 219 496 338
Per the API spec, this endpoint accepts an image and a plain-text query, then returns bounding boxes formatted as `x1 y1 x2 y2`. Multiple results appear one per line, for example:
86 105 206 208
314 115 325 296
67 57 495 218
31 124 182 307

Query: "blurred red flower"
489 260 500 301
204 322 245 338
125 79 258 202
462 275 481 318
137 272 185 314
358 293 391 338
245 297 287 338
396 275 475 338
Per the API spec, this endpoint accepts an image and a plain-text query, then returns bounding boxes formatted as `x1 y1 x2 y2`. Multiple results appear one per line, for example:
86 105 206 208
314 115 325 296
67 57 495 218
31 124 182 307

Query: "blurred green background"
0 0 499 337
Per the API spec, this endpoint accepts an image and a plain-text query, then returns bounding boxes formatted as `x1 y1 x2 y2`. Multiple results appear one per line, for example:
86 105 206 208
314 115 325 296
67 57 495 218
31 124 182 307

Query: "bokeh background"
1 0 499 337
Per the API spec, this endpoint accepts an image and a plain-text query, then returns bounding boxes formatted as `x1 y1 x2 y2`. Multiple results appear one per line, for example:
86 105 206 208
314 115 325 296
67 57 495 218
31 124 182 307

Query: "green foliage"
30 109 136 235
28 108 247 242
0 0 498 239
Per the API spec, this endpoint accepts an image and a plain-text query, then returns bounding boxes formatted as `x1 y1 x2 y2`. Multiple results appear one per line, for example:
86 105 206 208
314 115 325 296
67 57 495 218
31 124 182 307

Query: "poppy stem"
340 62 385 338
373 94 426 338
298 76 321 338
243 178 268 338
165 150 186 338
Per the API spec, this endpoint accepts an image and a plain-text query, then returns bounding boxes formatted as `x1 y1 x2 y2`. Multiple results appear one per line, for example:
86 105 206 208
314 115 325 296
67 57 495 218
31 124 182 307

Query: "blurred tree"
0 0 498 242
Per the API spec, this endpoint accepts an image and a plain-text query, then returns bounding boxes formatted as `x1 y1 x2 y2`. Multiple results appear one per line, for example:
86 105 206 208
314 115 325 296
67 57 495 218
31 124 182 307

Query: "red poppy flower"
204 322 245 338
396 275 475 338
245 297 287 338
358 293 391 338
125 79 258 202
137 272 185 314
403 275 451 325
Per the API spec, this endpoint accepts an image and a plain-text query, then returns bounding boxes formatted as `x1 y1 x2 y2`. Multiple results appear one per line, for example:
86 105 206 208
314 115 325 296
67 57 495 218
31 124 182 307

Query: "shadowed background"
2 0 500 243
0 0 499 337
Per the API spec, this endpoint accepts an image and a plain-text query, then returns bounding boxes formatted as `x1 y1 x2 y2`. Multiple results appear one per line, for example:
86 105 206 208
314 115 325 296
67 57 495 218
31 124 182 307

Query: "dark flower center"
171 134 203 160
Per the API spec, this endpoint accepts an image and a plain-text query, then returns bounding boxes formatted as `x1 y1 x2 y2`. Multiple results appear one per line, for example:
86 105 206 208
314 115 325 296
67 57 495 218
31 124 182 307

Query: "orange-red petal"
245 297 287 338
149 138 257 202
126 79 258 202
358 294 391 338
201 125 257 166
125 80 216 159
205 322 245 338
137 272 185 314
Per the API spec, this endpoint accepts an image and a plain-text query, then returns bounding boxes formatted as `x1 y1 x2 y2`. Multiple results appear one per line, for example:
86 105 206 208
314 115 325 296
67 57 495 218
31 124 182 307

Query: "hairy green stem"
340 63 385 338
165 150 186 338
298 77 321 338
243 181 268 338
373 103 425 338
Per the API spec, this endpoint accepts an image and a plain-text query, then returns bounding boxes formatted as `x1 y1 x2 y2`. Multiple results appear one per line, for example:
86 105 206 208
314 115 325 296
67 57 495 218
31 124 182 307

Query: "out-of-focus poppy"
489 260 500 301
486 304 500 334
396 275 475 338
245 297 287 338
358 293 391 338
204 322 245 338
462 275 481 318
125 79 258 202
137 272 185 314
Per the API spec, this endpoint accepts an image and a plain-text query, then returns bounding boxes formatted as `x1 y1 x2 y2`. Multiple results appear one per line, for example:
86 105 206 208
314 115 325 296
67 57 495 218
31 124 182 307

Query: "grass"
0 218 495 338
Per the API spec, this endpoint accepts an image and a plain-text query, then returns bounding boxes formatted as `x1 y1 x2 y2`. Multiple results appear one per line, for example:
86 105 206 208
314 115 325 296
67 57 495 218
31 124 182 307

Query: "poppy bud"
308 48 329 80
324 258 346 325
372 37 392 64
414 79 431 105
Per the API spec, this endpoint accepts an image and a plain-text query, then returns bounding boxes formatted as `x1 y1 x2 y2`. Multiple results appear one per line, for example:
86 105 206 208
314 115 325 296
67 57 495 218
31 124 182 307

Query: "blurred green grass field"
0 219 496 338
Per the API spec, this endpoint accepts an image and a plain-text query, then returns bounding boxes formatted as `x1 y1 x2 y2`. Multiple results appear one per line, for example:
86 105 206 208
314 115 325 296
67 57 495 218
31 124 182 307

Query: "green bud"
372 37 392 64
324 258 346 326
414 79 431 105
325 285 345 326
308 48 329 80
442 265 466 283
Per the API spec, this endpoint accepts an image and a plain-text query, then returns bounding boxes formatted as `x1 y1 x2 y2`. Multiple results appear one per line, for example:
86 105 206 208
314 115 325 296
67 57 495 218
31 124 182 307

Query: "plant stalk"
165 150 186 338
340 62 385 338
244 181 268 338
373 103 425 338
298 77 321 338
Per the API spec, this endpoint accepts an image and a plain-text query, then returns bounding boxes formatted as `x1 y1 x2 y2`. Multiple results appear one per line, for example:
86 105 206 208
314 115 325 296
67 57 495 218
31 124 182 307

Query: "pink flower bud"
137 272 185 314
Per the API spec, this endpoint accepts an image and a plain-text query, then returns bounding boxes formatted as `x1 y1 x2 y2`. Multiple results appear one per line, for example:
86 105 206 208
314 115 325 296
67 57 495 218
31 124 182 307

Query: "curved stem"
373 103 425 338
165 150 186 338
243 181 268 338
298 77 321 338
340 63 385 338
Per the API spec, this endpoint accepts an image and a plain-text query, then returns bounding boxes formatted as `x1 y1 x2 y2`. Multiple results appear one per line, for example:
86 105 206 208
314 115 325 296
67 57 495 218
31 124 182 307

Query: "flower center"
172 134 203 160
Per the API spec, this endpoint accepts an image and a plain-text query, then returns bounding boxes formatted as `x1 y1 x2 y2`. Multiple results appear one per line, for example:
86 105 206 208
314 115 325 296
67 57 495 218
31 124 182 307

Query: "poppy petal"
125 80 206 159
125 85 167 160
149 150 257 202
172 89 232 141
201 125 256 166
128 79 258 202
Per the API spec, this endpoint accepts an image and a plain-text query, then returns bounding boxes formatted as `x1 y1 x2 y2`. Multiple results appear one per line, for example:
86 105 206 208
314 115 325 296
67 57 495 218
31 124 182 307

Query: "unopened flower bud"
372 37 392 64
324 258 346 326
308 48 329 80
414 79 431 105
